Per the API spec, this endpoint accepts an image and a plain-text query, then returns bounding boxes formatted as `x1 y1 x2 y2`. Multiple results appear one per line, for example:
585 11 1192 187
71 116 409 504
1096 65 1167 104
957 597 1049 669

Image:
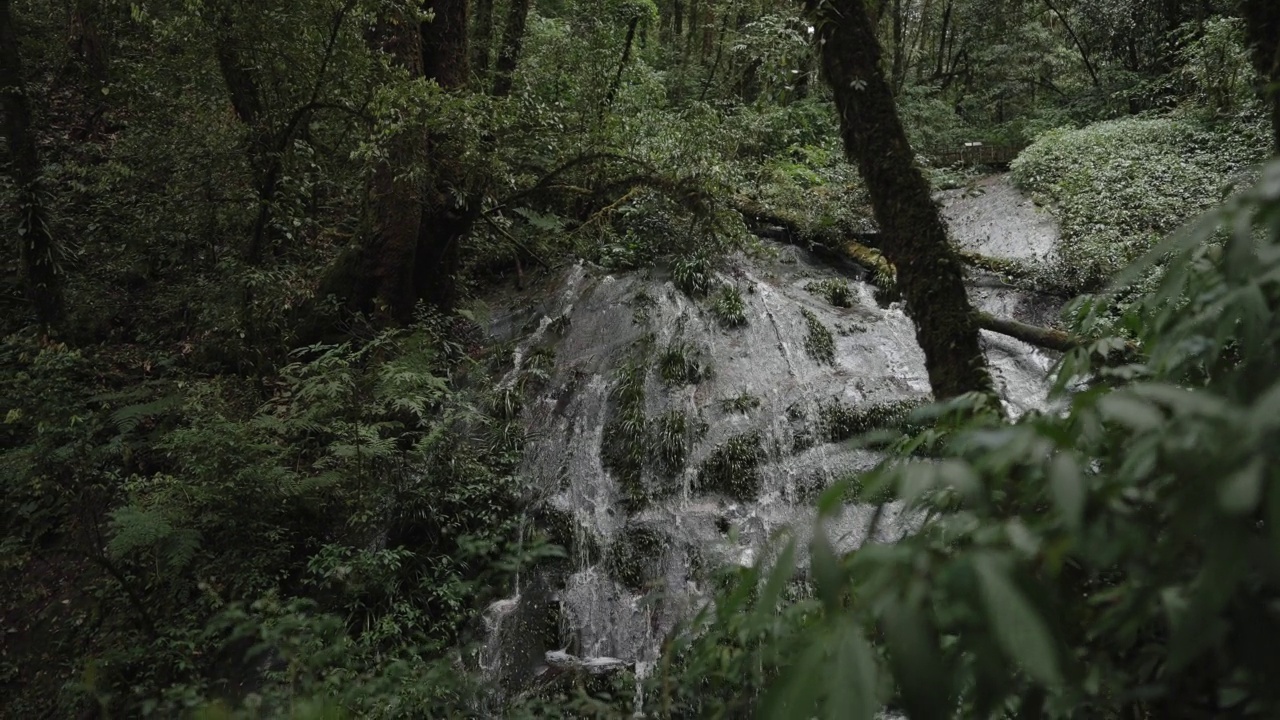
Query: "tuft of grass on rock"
711 284 748 328
659 341 713 385
801 309 836 365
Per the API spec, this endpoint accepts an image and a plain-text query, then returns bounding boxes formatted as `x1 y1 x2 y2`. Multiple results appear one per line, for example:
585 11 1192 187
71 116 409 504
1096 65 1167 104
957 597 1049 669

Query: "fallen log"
976 311 1079 352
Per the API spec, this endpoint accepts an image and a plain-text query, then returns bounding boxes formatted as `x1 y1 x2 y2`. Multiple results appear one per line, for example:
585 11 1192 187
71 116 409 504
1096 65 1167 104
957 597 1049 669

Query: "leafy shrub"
1012 116 1269 292
671 253 717 297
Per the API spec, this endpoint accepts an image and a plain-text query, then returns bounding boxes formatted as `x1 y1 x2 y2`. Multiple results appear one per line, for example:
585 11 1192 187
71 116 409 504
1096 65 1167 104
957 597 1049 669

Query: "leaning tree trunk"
1241 0 1280 154
1 0 64 327
808 0 993 400
491 0 530 97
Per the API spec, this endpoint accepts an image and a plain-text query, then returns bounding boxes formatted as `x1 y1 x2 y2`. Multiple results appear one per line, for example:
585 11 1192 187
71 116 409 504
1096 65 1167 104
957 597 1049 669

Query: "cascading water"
480 174 1065 706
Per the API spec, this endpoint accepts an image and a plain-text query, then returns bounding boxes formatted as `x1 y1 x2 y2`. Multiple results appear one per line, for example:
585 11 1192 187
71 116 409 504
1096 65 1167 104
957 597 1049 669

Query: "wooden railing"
931 142 1024 168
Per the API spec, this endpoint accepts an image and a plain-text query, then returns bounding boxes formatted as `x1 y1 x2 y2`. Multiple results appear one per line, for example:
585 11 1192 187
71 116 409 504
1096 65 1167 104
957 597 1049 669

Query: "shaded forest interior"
4 0 1280 716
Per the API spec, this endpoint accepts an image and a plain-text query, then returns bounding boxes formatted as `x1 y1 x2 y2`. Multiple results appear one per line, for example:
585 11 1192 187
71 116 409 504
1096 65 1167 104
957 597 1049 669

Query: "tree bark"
604 16 641 109
422 0 470 88
491 0 530 97
471 0 494 84
1241 0 1280 154
419 0 472 312
2 0 64 326
808 0 994 400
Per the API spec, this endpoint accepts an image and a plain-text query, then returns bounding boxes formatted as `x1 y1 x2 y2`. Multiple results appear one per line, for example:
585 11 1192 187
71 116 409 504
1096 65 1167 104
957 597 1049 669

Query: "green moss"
696 431 765 501
801 309 836 365
720 392 761 414
818 397 926 443
601 363 650 510
604 525 667 591
804 278 854 308
659 341 712 385
710 285 748 328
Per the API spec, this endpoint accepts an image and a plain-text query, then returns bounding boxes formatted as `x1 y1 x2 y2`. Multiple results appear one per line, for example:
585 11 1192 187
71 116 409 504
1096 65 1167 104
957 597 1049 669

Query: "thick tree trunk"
1241 0 1280 153
491 0 530 97
808 0 994 400
419 0 472 312
471 0 494 84
422 0 469 87
2 0 64 326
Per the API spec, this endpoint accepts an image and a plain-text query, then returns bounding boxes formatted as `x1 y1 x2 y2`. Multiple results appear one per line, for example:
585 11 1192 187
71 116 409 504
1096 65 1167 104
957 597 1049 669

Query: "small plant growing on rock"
711 285 748 327
672 253 715 297
696 431 766 501
659 342 712 385
650 410 689 479
805 278 855 308
819 397 926 443
604 525 667 591
801 309 836 365
720 392 761 414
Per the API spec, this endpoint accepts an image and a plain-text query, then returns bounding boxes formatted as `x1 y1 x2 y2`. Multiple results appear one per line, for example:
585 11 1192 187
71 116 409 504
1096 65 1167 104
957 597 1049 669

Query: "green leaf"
972 554 1062 686
883 599 950 720
811 529 844 612
1096 393 1164 431
1219 458 1264 515
1049 453 1085 531
826 619 878 720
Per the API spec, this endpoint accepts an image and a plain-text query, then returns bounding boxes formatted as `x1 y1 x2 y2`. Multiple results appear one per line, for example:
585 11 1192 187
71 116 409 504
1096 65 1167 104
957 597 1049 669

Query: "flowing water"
479 174 1064 702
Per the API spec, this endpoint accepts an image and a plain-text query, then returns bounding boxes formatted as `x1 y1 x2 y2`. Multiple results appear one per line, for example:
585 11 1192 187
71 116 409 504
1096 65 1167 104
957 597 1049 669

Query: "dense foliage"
2 0 1279 716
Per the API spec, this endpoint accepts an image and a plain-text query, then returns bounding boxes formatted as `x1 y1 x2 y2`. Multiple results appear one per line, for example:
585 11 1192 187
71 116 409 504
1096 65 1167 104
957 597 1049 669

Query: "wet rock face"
481 175 1062 694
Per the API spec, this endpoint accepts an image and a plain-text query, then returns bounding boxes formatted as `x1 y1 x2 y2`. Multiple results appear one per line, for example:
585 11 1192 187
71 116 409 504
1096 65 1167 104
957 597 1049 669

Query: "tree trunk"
890 0 906 93
423 0 469 88
808 0 994 400
471 0 494 84
419 0 472 312
492 0 530 97
605 16 641 109
1 0 64 326
1241 0 1280 154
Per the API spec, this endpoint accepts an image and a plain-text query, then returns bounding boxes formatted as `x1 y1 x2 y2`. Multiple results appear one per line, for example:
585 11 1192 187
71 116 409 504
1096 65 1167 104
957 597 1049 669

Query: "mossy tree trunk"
2 0 64 327
808 0 994 400
1241 0 1280 154
368 11 429 324
419 0 472 312
491 0 530 97
471 0 494 85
